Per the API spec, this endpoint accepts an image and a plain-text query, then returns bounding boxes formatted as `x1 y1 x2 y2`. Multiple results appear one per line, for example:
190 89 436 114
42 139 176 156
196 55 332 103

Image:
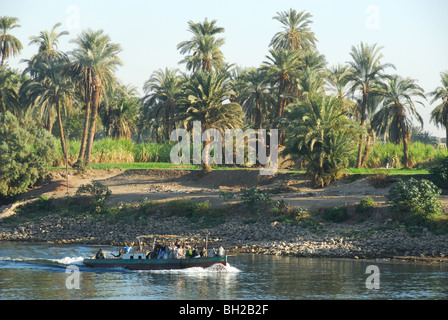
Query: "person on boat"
185 245 193 258
175 245 185 259
208 248 216 257
95 249 105 259
124 243 133 254
192 245 200 258
165 243 173 259
157 247 165 259
201 247 207 257
164 244 172 259
111 249 123 258
217 245 225 257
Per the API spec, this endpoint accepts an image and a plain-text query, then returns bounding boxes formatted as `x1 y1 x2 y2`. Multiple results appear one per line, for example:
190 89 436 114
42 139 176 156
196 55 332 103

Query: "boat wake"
0 256 85 269
144 262 241 274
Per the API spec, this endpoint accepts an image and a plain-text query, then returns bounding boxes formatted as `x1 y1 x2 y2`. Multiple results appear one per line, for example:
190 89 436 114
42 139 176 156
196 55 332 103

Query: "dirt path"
11 168 406 211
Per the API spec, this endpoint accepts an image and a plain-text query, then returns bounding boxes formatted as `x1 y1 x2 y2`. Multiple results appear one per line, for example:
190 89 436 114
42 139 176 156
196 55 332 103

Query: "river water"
0 242 447 300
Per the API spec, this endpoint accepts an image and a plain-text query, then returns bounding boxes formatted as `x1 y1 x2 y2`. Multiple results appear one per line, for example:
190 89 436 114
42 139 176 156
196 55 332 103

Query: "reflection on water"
0 242 447 300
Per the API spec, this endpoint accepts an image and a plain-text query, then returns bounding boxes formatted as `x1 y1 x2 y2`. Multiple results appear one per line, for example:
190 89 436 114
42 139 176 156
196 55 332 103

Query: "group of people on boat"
94 240 225 260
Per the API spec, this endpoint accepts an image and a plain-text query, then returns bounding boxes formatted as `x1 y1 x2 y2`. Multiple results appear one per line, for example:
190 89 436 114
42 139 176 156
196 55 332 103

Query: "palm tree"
21 23 69 131
346 42 395 168
142 68 185 141
262 48 302 120
359 92 384 167
372 76 426 169
177 18 225 72
179 71 244 172
429 71 448 148
70 29 122 166
326 64 353 99
0 16 22 66
20 59 74 165
101 84 140 140
0 66 23 116
28 23 68 62
236 68 274 129
283 93 360 187
270 9 317 53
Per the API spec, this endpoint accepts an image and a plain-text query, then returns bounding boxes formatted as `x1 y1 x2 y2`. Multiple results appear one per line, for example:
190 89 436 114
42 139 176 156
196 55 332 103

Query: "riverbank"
1 168 448 263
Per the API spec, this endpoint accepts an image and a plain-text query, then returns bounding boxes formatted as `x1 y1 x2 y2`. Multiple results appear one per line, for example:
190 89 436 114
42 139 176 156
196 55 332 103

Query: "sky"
3 0 448 137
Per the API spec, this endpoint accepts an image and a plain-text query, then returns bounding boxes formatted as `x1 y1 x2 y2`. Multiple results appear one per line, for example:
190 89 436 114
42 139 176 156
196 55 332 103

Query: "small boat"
83 234 227 271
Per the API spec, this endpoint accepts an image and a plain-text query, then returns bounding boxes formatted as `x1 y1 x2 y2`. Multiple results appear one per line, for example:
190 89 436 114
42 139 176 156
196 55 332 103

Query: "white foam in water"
51 256 85 265
147 262 241 274
0 256 84 265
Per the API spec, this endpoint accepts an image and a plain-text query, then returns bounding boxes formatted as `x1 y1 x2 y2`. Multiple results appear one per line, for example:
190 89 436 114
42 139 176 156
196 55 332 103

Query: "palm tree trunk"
84 79 101 166
445 123 448 150
76 100 90 165
403 135 409 169
56 101 73 167
360 134 371 168
1 45 6 66
202 139 213 173
356 93 368 168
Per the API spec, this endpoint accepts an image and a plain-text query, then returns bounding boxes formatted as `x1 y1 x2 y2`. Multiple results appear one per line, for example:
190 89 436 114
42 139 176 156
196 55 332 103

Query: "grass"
50 162 201 170
344 168 429 175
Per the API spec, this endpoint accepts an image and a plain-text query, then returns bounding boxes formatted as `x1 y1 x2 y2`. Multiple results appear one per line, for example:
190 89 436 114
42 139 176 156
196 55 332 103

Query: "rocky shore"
1 211 448 262
2 168 448 263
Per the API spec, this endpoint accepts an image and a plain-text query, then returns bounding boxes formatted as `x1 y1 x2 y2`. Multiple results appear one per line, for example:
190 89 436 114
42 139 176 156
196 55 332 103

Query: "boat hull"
83 256 227 270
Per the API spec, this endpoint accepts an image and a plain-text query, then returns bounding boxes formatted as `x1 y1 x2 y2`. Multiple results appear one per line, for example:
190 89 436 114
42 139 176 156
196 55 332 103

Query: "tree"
142 68 185 141
326 63 353 99
270 9 317 53
22 23 70 132
283 94 360 187
0 16 22 66
101 84 140 140
295 50 327 99
346 42 395 168
70 29 122 166
179 71 244 172
372 76 426 169
177 18 225 72
20 59 75 165
262 48 302 120
429 71 448 148
28 22 68 62
0 66 24 116
236 68 274 129
0 111 58 198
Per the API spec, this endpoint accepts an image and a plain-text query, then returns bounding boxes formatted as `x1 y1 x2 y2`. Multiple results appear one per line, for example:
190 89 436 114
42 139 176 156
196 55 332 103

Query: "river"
0 242 447 300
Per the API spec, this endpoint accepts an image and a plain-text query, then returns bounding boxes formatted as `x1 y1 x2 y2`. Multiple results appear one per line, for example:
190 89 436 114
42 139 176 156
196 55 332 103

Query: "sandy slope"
11 168 417 210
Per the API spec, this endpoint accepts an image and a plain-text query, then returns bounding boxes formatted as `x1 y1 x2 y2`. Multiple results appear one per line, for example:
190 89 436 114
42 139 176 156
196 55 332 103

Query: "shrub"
429 156 448 189
75 181 112 213
324 206 350 223
240 186 274 214
218 190 235 202
356 197 377 213
387 178 442 222
0 112 59 198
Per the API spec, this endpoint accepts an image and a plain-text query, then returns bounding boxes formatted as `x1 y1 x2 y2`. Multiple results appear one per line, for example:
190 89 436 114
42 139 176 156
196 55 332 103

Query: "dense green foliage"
0 111 58 198
429 156 448 189
323 206 350 223
0 9 447 196
387 178 442 223
75 181 112 213
356 197 377 213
